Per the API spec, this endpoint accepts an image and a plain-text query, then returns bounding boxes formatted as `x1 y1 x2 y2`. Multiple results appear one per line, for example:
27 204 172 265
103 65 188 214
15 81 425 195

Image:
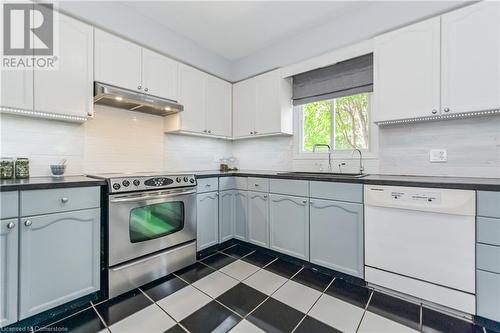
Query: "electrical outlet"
430 149 447 163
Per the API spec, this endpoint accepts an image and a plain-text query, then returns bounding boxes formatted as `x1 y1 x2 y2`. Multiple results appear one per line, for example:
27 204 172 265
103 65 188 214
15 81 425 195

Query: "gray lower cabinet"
1 218 19 327
197 192 219 251
269 194 309 260
248 191 269 248
219 190 235 243
309 199 364 278
18 209 100 320
477 269 500 321
234 191 248 241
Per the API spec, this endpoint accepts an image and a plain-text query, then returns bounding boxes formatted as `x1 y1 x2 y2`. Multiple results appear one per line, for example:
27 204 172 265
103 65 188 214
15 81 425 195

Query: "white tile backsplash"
232 136 294 171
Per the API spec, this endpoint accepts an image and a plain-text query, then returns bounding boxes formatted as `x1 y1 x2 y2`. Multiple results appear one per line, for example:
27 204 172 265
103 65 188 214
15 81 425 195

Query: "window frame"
293 93 378 160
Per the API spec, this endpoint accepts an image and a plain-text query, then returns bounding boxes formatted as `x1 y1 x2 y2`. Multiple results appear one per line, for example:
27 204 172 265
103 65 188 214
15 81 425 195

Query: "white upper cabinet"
232 69 292 139
1 67 33 112
94 29 142 92
34 14 93 118
142 49 179 101
165 64 232 138
374 17 441 122
441 1 500 114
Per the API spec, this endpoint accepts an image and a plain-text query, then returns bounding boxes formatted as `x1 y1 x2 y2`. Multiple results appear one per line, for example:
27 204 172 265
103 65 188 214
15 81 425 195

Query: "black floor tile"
294 316 342 333
216 283 268 316
38 308 105 333
222 244 254 259
422 307 484 333
201 252 237 270
175 262 215 284
180 301 241 333
325 278 372 308
141 274 188 302
263 258 302 278
367 292 421 331
247 298 304 333
94 288 153 326
165 324 187 333
241 250 277 267
292 268 334 292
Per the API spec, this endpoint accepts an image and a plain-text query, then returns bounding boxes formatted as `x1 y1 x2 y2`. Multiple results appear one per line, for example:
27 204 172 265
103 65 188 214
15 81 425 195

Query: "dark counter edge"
196 171 500 191
0 177 107 191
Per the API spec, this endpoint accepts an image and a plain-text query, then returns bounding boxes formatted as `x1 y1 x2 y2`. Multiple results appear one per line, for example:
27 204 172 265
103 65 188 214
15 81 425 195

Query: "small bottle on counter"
0 157 14 179
15 157 30 179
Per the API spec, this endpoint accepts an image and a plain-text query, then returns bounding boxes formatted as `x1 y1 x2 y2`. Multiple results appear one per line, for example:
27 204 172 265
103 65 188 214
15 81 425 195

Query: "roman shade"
292 53 373 106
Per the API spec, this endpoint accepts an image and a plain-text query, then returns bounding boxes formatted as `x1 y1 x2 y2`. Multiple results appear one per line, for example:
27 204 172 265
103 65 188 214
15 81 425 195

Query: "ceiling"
120 1 369 61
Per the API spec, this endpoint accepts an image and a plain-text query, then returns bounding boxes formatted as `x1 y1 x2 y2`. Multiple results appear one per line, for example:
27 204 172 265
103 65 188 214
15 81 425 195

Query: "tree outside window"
302 93 370 152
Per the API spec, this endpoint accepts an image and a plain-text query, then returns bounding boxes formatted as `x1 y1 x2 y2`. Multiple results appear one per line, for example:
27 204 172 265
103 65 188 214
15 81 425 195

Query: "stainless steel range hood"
94 82 183 116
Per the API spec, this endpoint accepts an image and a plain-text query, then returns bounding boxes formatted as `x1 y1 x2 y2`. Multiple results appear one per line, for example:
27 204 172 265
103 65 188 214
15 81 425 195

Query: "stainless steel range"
89 172 197 298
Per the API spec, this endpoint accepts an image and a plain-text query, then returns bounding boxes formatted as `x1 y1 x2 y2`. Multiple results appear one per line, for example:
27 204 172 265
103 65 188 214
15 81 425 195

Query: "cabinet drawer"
1 191 18 219
248 177 269 192
21 187 100 216
478 217 500 247
477 269 500 322
197 178 218 193
477 191 500 218
310 181 362 203
219 177 247 191
269 179 308 197
477 243 500 274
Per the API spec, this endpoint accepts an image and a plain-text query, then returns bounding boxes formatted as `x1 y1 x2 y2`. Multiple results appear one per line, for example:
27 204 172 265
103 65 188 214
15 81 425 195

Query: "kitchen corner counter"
0 176 107 191
195 170 500 191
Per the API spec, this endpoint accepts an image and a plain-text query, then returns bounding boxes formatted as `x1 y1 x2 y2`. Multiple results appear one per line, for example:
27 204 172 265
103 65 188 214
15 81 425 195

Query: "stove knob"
176 177 182 183
133 179 140 186
189 178 195 184
112 183 121 190
122 180 130 187
183 176 189 182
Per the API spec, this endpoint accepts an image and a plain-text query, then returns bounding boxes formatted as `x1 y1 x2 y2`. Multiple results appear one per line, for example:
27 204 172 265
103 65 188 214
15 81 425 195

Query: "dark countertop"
195 170 500 191
0 176 107 191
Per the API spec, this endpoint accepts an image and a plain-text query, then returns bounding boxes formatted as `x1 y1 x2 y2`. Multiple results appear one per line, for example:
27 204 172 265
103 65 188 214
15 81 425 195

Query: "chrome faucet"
352 149 364 174
313 144 332 171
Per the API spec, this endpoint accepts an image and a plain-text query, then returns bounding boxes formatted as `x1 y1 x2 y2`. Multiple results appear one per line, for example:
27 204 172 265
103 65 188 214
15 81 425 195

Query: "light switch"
430 149 447 163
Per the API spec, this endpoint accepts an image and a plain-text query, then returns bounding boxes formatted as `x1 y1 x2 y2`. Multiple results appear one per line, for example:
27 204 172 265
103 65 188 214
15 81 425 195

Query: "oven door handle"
110 189 196 203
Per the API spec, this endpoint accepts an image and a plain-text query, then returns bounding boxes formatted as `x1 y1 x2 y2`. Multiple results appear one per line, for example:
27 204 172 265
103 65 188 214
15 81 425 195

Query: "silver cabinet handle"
203 130 207 133
263 195 268 199
144 88 149 92
24 220 32 227
309 201 314 205
7 222 15 229
444 107 450 113
432 109 438 115
137 85 142 90
215 193 219 197
250 131 254 135
302 199 307 204
61 197 69 203
254 183 259 187
208 130 211 134
205 184 211 187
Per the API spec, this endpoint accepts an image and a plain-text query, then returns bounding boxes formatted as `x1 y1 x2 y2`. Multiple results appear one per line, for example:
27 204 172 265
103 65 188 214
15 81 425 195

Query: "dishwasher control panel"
390 190 441 204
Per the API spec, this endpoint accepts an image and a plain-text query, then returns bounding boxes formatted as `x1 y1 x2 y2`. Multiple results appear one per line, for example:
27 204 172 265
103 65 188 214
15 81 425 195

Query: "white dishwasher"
364 185 476 314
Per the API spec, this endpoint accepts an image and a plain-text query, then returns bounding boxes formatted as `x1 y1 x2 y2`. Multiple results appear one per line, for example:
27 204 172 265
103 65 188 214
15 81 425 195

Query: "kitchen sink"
277 172 369 178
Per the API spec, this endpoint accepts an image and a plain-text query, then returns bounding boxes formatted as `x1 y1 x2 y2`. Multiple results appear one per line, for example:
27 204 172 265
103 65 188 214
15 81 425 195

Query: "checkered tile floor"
35 244 495 333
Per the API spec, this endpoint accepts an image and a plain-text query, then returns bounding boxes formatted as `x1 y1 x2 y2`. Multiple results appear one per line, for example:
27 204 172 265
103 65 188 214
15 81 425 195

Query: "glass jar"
0 157 14 179
15 158 30 179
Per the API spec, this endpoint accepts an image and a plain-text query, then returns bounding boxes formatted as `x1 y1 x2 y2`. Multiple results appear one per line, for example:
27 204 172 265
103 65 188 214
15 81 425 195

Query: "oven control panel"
108 174 196 193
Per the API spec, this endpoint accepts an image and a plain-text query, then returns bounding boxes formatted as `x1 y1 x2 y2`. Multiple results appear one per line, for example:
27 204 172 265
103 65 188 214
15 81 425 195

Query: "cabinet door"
441 1 500 114
94 29 142 92
247 191 269 248
233 79 256 138
19 209 100 320
206 76 232 137
269 194 309 260
255 70 282 135
219 190 235 243
374 17 440 122
310 199 364 278
477 269 500 322
196 192 219 251
178 64 206 133
0 219 18 327
142 49 179 101
1 68 33 112
34 14 93 118
234 191 248 241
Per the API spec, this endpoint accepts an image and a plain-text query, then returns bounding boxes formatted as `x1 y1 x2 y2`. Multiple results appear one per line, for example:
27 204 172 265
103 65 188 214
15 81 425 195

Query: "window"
301 92 371 152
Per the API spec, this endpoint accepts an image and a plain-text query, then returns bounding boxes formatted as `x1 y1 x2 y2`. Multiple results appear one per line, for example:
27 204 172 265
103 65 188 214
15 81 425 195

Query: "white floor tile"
193 271 239 298
358 311 419 333
108 304 175 333
271 280 322 313
220 260 260 281
309 294 365 333
156 285 211 321
243 269 288 295
229 319 265 333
